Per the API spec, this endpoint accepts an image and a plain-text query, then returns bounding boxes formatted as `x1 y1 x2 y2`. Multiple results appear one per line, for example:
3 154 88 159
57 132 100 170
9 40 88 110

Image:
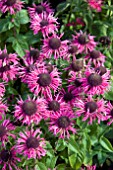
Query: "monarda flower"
85 50 106 66
72 31 97 54
0 82 5 100
49 109 76 138
30 12 58 38
105 102 113 125
87 0 103 12
27 66 61 96
0 0 23 14
75 96 106 124
81 68 110 95
14 96 47 125
17 128 46 159
0 146 20 170
0 119 15 146
0 100 8 120
42 33 69 59
28 2 53 18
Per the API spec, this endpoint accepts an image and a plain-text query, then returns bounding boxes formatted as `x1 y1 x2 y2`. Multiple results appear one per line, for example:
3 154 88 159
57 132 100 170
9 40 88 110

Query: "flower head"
81 68 110 95
28 2 53 18
27 65 61 96
75 96 106 124
0 119 15 146
0 146 20 170
14 96 47 125
49 110 76 138
17 128 46 159
42 33 69 59
87 0 103 12
0 0 24 14
72 31 97 54
30 12 58 37
105 102 113 125
0 100 8 120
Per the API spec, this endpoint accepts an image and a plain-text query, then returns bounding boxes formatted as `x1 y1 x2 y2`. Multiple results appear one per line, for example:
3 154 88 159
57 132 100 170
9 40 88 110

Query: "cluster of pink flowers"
0 0 111 169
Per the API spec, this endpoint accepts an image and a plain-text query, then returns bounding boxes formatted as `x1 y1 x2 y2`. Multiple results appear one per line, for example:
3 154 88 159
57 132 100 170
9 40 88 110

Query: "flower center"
74 79 82 87
110 109 113 118
78 35 88 45
71 60 83 72
58 116 70 128
64 92 73 102
48 100 60 111
0 125 6 138
0 65 10 73
40 20 49 27
49 38 61 50
22 101 37 116
38 73 51 87
85 101 98 113
36 5 45 14
46 64 53 73
68 45 77 54
26 137 39 149
87 73 102 86
90 50 100 59
30 50 40 61
95 66 107 76
5 0 16 6
0 150 12 162
26 64 35 73
0 53 8 60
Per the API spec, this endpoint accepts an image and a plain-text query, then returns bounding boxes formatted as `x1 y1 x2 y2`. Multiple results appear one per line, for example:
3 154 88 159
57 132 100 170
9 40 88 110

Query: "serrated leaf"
35 162 47 170
99 136 113 152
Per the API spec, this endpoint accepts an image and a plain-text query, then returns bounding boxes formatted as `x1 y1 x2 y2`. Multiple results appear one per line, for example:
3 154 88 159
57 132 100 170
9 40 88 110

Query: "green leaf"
68 138 80 153
99 136 113 152
35 162 47 170
69 154 83 169
15 9 29 25
56 139 67 151
0 17 14 33
56 164 66 170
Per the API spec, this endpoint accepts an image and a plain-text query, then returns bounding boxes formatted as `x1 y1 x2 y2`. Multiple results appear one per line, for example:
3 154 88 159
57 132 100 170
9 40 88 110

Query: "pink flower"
27 65 61 96
81 68 110 95
105 102 113 125
72 31 97 54
30 12 58 38
87 0 103 12
0 0 24 14
0 146 20 170
0 100 8 120
75 96 106 124
17 128 46 159
28 2 53 18
14 96 47 125
0 46 19 82
0 82 5 100
49 109 76 138
42 33 69 59
0 119 15 146
81 165 96 170
85 50 106 66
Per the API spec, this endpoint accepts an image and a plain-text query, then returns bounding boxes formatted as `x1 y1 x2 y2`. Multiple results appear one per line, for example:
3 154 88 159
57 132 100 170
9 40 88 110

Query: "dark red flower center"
49 38 61 50
30 49 40 61
46 64 53 73
0 53 8 60
64 92 73 102
99 36 111 46
0 150 12 162
71 60 83 72
87 73 102 86
26 137 39 149
74 79 82 87
0 125 6 138
78 35 89 45
0 65 10 73
36 5 45 14
95 66 107 76
85 101 97 113
58 116 70 128
22 101 37 116
68 45 77 54
90 50 100 59
40 20 49 27
5 0 16 6
48 100 60 111
38 73 51 87
110 109 113 118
